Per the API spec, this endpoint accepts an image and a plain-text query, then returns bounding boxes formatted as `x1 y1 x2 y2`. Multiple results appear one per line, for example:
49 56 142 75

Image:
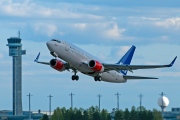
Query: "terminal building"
0 110 44 120
163 108 180 120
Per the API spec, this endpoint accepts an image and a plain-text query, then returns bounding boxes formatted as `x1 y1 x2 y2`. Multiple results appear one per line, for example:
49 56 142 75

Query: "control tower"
7 36 26 115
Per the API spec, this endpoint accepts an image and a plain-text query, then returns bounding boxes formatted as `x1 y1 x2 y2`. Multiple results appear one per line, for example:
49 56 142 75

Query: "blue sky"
0 0 180 112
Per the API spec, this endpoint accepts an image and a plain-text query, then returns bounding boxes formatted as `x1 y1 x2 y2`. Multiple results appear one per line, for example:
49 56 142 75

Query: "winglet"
34 52 40 62
167 56 177 67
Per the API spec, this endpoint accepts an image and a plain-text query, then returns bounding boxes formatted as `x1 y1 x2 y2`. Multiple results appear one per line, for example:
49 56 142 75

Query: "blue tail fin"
116 45 136 75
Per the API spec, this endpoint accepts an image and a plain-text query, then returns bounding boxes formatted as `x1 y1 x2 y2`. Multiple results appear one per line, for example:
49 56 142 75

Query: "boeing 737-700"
34 39 177 83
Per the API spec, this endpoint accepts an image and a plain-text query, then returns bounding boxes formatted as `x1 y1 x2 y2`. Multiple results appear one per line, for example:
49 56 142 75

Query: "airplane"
34 39 177 83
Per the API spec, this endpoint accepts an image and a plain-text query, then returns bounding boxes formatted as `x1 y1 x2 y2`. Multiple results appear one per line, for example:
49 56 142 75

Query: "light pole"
138 94 143 111
27 93 33 120
115 92 121 110
48 95 53 118
69 93 75 108
97 94 102 112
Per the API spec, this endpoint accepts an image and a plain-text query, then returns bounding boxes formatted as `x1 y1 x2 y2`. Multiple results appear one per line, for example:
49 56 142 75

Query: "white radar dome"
158 96 169 107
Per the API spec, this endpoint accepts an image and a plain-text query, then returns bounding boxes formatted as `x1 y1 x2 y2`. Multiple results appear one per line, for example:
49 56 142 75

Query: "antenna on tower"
18 31 20 38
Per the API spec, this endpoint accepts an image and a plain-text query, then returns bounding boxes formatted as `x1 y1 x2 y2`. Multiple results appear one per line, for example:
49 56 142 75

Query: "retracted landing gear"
72 69 79 81
94 76 101 81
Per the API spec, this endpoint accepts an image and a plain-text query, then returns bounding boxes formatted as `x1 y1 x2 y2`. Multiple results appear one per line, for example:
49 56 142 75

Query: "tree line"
41 106 163 120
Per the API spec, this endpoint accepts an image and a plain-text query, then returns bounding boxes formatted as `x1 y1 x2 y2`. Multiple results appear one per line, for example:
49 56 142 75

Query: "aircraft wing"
102 56 177 72
34 52 49 65
34 52 72 70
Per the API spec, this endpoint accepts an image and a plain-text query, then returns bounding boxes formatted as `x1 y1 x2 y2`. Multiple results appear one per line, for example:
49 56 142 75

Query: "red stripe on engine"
92 60 102 71
53 60 64 71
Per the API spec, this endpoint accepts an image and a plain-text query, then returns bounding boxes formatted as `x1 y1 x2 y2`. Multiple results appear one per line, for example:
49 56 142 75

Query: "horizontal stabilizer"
123 75 158 79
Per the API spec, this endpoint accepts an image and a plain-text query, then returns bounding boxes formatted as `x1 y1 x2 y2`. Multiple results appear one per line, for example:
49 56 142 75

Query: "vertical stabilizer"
116 45 136 75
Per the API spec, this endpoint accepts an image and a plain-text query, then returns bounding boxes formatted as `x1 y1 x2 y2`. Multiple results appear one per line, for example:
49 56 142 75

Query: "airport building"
0 110 44 120
163 108 180 120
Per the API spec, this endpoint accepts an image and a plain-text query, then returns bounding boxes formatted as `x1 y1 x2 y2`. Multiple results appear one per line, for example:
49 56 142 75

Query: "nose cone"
46 41 52 51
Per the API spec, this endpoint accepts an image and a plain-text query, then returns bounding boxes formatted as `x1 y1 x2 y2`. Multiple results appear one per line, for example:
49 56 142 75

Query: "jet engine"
50 59 65 71
88 60 104 72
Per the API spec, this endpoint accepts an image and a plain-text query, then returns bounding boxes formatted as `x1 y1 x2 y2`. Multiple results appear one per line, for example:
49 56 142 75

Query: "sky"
0 0 180 112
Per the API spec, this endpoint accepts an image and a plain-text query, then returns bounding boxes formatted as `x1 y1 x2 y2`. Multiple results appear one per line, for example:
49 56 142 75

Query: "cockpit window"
51 39 61 43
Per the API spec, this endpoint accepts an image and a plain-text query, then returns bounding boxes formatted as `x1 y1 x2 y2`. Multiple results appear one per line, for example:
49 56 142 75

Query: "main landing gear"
72 75 79 81
71 69 79 81
94 76 101 81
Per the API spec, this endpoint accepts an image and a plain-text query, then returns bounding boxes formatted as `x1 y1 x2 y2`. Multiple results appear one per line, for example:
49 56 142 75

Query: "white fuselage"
47 40 127 83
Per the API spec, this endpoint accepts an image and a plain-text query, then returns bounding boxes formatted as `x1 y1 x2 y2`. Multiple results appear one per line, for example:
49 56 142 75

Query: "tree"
61 107 67 116
137 106 146 111
46 105 164 120
130 106 138 120
153 109 163 120
69 108 75 120
41 114 49 120
138 111 143 120
64 110 71 120
147 110 153 120
100 109 108 120
115 110 124 120
51 107 64 120
107 113 111 120
51 109 58 120
82 110 88 120
137 106 147 120
141 110 149 120
87 106 97 120
93 111 101 120
124 108 130 120
74 109 83 120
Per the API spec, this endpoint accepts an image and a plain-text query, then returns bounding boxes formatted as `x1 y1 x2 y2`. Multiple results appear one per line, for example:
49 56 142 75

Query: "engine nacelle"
88 60 104 72
50 59 65 71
